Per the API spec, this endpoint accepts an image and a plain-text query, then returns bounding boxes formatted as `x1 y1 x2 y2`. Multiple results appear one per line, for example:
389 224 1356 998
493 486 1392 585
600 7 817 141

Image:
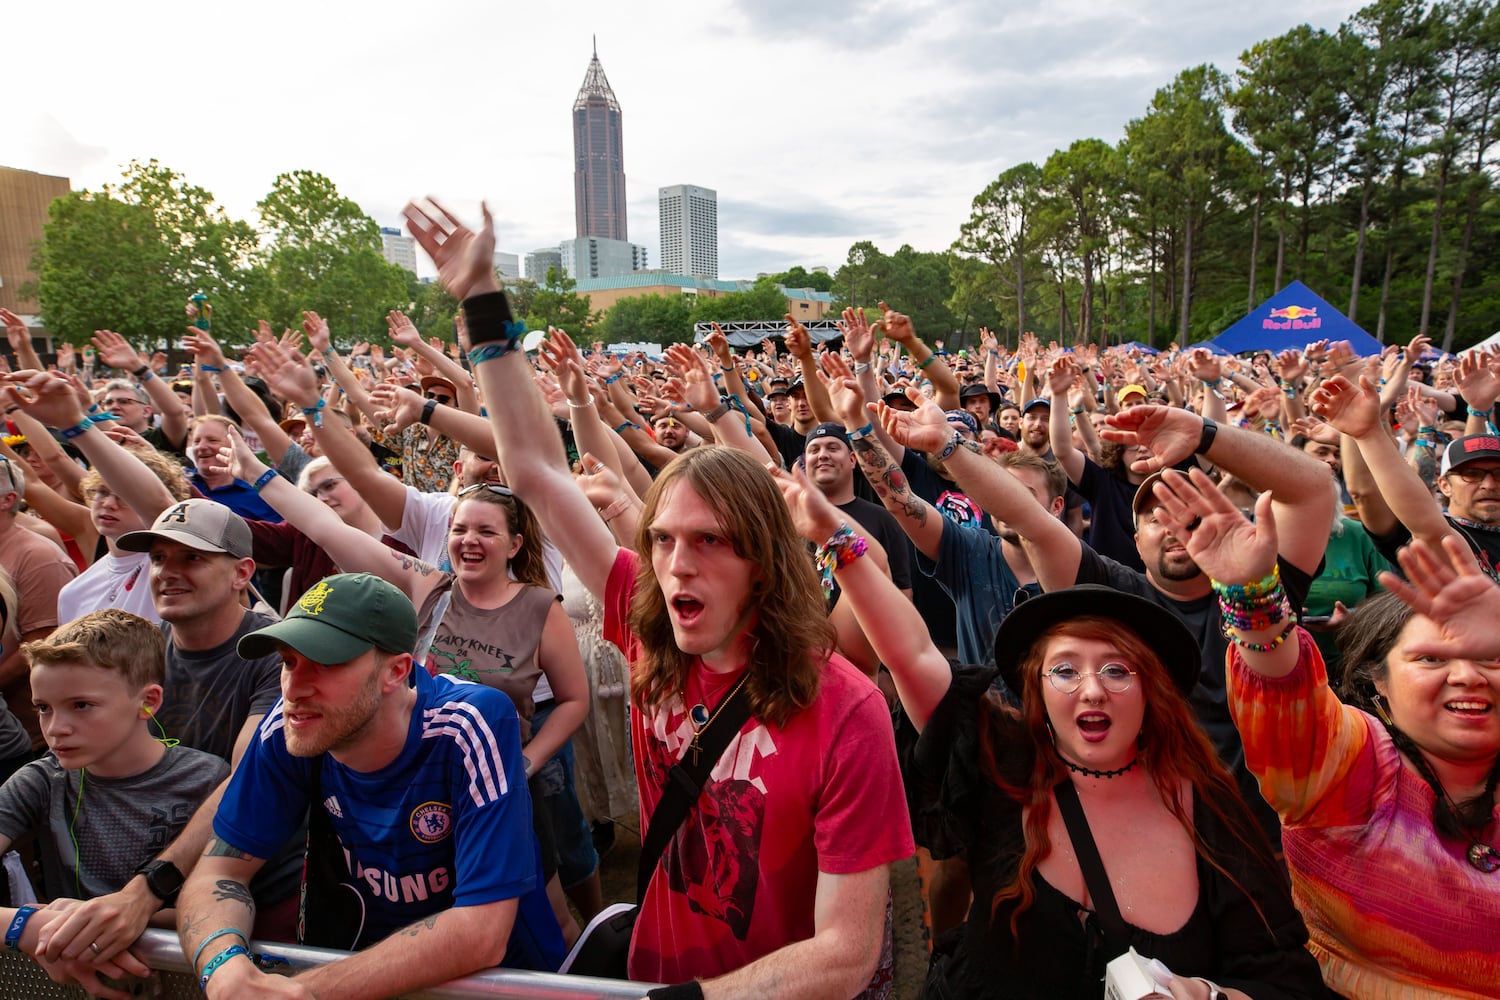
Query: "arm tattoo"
400 913 441 937
205 837 253 859
391 550 438 577
851 438 928 526
211 879 256 915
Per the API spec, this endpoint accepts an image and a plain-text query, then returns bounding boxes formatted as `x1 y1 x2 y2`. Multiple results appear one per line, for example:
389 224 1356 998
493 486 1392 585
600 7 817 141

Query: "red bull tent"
1205 280 1384 357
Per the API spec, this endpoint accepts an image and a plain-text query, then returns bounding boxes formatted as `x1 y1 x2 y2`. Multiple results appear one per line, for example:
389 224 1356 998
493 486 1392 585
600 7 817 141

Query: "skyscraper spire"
573 42 627 241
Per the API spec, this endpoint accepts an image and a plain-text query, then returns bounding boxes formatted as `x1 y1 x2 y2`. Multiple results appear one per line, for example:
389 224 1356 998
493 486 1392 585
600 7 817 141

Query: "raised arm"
302 312 381 424
1312 372 1459 552
188 328 295 465
91 329 188 449
774 463 949 729
1101 404 1337 577
1045 357 1086 484
404 199 619 600
881 302 959 411
386 311 480 415
784 315 837 425
1 308 43 372
665 343 773 465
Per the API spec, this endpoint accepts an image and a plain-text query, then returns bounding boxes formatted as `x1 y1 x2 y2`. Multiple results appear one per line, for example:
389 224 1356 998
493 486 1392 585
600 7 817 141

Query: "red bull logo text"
1263 304 1320 330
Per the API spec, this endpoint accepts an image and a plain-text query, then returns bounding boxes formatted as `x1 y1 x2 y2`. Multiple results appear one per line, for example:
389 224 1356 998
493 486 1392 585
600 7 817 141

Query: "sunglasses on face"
424 392 453 405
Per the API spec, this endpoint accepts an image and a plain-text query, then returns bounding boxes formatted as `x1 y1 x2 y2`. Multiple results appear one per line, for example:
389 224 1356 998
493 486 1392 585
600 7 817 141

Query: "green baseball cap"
238 573 418 664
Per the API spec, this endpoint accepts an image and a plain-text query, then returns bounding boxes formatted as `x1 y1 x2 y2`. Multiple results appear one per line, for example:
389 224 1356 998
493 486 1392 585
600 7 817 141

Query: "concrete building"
573 41 628 242
0 166 70 316
493 251 520 280
573 271 833 320
526 247 563 283
380 227 418 275
659 184 718 279
561 236 647 281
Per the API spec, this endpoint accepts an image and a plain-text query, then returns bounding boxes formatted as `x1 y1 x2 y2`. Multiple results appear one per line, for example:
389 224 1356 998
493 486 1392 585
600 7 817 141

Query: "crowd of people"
0 195 1494 1000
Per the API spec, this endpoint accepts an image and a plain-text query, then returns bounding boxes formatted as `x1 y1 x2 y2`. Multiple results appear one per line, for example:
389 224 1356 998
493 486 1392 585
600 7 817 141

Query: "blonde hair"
24 609 166 689
627 447 832 728
80 445 191 504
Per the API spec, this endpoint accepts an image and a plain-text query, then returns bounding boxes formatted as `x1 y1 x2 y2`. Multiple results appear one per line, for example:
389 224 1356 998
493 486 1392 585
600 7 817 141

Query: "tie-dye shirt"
1228 630 1500 998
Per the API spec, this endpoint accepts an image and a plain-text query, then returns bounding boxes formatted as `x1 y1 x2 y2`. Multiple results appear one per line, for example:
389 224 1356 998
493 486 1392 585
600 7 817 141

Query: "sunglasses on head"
458 483 515 498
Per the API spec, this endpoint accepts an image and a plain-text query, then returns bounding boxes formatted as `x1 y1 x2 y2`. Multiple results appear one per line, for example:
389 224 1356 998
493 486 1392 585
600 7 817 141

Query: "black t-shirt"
1374 513 1500 581
1073 546 1317 846
833 497 914 595
766 421 807 470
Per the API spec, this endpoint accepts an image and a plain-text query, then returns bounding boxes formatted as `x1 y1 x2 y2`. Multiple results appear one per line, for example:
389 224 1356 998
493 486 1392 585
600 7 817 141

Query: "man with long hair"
405 200 912 999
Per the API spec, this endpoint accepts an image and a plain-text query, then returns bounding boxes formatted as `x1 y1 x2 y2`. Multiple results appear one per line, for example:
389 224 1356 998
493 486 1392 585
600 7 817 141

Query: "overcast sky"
11 0 1362 281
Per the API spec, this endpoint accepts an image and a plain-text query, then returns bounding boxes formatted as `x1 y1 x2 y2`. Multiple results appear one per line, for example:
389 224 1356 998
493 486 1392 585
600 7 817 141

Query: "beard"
283 667 383 758
1154 549 1204 582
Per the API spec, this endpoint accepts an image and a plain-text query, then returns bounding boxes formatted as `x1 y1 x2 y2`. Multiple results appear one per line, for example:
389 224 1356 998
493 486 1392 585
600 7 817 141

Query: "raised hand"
90 330 144 372
877 302 917 347
1455 348 1500 410
245 340 320 408
770 461 846 545
183 328 227 370
0 308 30 352
575 453 628 509
55 343 76 373
1098 405 1203 474
386 310 422 349
1150 467 1279 587
784 314 814 360
876 392 952 454
664 343 720 413
1274 349 1308 384
539 328 591 404
402 200 501 301
1245 385 1282 422
817 352 866 427
1046 355 1079 396
1308 373 1382 439
301 312 333 355
705 324 734 368
1380 535 1500 663
0 369 88 429
369 383 425 435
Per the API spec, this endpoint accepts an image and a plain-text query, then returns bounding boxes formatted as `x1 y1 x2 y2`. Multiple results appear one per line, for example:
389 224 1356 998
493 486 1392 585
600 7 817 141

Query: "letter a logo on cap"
164 502 191 524
298 581 333 616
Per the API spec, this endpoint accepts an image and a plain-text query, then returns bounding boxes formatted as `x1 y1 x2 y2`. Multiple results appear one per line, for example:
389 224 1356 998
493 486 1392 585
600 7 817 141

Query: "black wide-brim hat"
993 585 1200 698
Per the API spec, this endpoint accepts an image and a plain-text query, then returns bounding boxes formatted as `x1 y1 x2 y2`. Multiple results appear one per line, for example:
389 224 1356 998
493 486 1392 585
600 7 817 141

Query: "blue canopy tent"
1205 281 1384 356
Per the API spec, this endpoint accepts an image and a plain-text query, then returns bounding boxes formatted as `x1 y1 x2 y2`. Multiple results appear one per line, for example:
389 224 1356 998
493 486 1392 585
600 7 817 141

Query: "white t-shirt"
57 551 158 626
393 484 563 591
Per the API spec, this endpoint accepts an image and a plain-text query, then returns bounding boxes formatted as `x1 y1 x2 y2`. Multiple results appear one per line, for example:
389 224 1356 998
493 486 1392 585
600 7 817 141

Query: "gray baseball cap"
117 499 253 559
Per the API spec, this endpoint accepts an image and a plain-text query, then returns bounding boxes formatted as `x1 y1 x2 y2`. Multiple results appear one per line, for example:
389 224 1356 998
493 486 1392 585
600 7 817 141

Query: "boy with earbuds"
0 609 226 1000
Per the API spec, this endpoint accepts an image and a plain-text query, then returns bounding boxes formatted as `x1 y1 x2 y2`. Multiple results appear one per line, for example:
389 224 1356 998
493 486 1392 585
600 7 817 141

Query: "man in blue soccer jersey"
175 573 564 999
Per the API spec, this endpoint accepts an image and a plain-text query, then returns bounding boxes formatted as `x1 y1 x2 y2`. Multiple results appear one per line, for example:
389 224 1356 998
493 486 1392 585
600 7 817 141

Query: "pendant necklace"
686 672 749 766
1435 782 1499 873
1063 757 1139 780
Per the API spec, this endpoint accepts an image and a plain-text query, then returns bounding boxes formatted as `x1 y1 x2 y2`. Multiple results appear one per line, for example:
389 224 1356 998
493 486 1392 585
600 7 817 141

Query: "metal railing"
0 929 652 999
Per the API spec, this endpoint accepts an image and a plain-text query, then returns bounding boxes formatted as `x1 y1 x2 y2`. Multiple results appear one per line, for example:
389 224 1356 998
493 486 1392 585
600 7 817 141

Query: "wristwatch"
133 860 185 906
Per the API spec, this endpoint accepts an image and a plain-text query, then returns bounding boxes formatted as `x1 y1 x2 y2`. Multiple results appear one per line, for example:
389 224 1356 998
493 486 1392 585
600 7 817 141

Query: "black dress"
905 667 1328 1000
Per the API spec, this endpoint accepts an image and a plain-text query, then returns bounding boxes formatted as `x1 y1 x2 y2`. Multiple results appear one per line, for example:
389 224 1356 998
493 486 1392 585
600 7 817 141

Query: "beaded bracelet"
815 524 869 596
199 943 249 989
604 372 625 384
1228 618 1298 653
1212 567 1281 601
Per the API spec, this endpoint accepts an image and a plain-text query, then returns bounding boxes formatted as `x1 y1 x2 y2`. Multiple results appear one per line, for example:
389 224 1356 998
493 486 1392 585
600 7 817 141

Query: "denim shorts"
530 701 601 888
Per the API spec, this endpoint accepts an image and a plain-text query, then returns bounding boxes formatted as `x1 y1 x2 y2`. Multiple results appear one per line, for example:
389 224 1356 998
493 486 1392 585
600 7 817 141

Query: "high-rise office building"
493 252 520 280
526 247 563 283
380 227 418 274
659 184 718 279
561 236 647 280
573 40 628 242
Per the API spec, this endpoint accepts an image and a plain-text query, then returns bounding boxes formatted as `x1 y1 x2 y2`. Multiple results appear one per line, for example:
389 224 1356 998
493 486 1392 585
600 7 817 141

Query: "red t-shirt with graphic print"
603 548 914 986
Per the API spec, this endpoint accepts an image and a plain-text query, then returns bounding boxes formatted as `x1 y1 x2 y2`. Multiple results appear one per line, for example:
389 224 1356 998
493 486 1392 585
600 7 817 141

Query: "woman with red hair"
773 461 1325 1000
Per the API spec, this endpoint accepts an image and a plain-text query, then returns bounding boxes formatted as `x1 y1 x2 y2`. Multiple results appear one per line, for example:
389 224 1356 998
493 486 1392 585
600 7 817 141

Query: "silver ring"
89 942 101 955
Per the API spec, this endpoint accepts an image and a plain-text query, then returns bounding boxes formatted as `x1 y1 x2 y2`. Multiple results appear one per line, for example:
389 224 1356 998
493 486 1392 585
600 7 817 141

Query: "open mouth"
672 596 705 627
1076 714 1112 742
285 710 322 729
458 551 485 566
1446 700 1493 719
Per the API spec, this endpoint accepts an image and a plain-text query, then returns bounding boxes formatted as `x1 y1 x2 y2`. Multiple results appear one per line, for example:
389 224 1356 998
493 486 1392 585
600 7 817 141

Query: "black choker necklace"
1063 757 1139 780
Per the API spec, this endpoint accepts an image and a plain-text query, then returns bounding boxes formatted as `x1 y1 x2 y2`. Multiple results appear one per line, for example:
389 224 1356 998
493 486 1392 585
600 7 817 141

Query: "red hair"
979 616 1277 937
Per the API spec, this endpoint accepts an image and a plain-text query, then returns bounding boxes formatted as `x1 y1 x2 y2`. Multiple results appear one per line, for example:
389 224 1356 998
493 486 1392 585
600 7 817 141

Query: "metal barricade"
0 928 653 999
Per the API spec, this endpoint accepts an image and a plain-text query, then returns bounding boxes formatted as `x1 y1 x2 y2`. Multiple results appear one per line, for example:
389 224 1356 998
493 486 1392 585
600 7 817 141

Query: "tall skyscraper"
659 184 718 278
380 226 417 274
573 40 628 242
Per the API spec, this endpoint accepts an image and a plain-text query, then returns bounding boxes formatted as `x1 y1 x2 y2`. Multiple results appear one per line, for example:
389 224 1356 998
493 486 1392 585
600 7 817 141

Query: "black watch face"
143 862 185 897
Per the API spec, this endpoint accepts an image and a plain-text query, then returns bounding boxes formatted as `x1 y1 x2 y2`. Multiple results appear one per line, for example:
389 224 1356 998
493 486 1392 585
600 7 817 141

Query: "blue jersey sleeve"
212 701 312 859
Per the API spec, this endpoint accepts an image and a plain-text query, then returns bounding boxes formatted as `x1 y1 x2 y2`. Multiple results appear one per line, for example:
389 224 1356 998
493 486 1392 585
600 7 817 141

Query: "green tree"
691 278 794 324
251 171 411 340
525 267 596 334
769 266 835 292
952 162 1046 340
602 293 694 343
832 241 888 310
33 160 258 346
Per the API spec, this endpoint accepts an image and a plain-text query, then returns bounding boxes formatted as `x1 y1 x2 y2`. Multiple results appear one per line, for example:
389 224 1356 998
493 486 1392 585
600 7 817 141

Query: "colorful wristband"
192 928 249 970
300 397 326 428
251 469 278 492
199 944 249 990
847 422 875 441
59 419 93 440
5 905 40 952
